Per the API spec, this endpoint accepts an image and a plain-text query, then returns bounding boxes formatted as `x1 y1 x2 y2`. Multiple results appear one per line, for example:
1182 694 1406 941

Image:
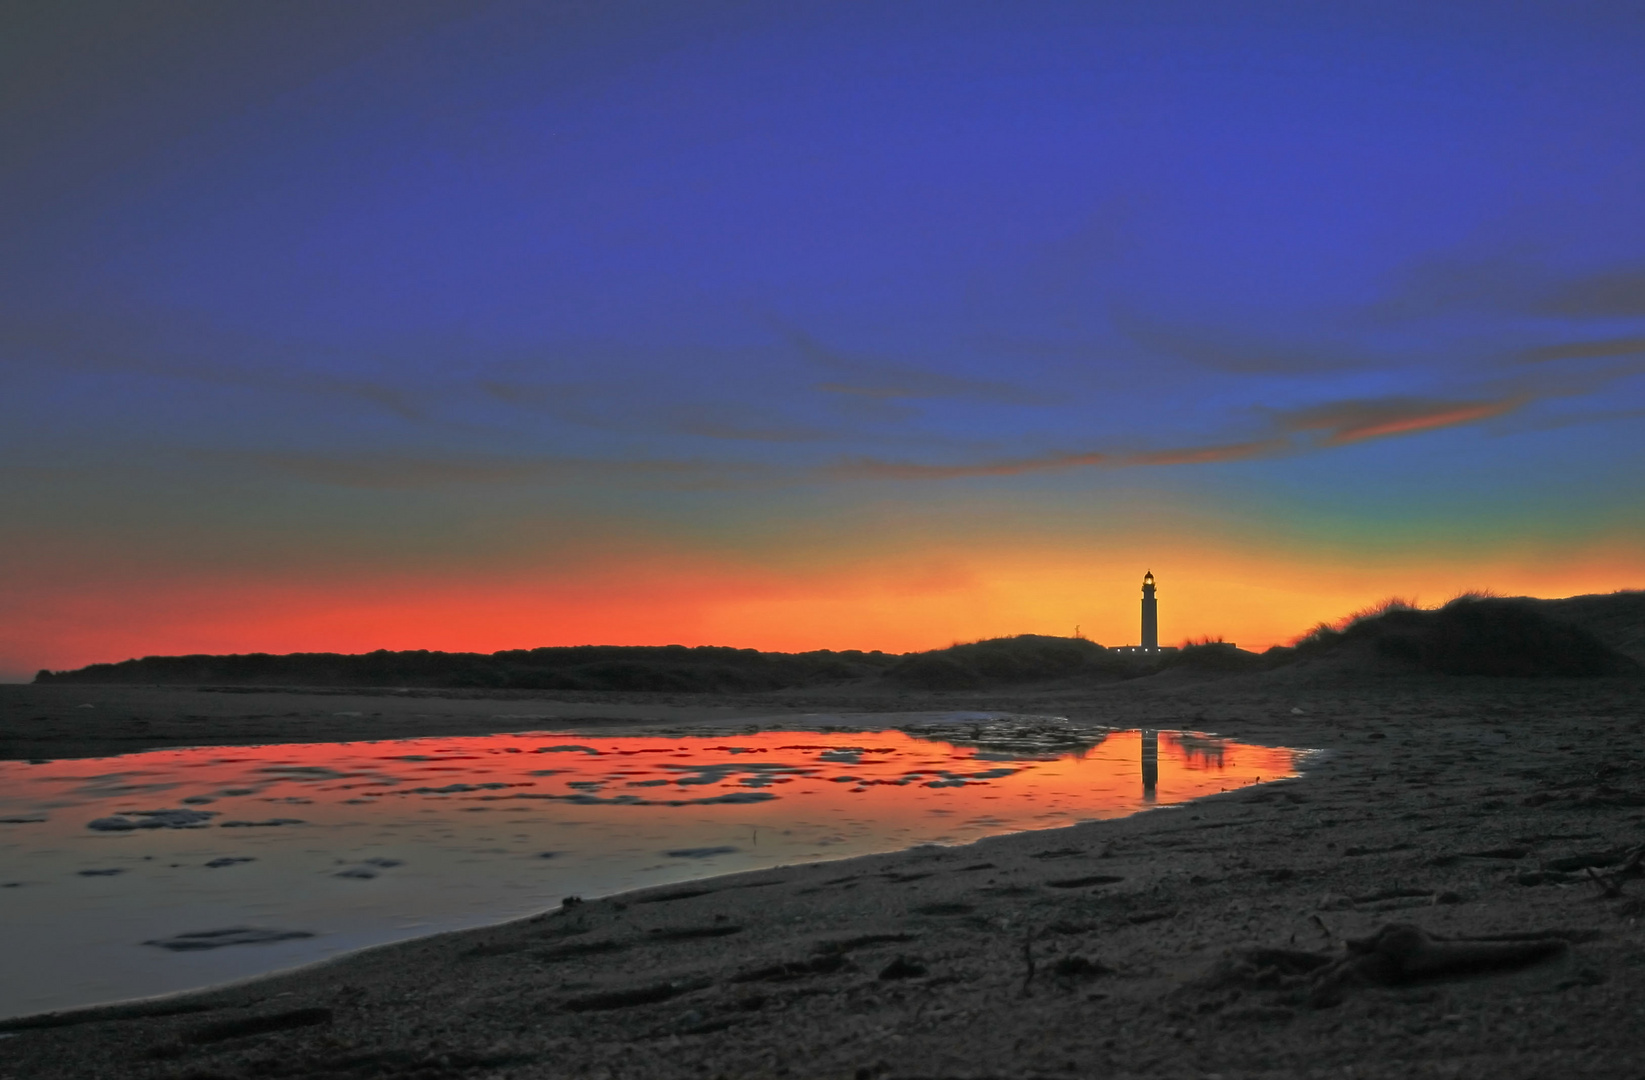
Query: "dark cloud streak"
826 396 1531 482
828 438 1286 481
195 450 770 491
1272 395 1525 446
1110 307 1371 375
1365 253 1645 324
1532 269 1645 319
1519 336 1645 364
479 379 830 442
829 450 1111 480
777 326 1046 405
1 318 427 420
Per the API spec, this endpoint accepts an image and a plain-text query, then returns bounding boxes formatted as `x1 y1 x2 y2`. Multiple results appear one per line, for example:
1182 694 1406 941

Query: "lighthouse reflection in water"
0 717 1304 1019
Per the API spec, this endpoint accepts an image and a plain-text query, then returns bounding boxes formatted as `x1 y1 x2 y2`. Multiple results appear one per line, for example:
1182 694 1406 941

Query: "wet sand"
3 667 1645 1079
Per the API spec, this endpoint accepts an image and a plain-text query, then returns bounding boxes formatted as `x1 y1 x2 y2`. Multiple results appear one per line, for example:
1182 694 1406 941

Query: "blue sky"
3 1 1643 675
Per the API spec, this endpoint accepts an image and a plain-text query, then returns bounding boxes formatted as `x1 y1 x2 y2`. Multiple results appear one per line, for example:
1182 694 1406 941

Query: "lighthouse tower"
1140 570 1158 650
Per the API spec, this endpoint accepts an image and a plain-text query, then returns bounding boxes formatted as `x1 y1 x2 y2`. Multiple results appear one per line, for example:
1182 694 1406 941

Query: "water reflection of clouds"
256 765 354 780
657 763 815 787
13 733 1246 822
389 782 525 796
497 790 777 806
52 773 184 799
0 721 1302 1022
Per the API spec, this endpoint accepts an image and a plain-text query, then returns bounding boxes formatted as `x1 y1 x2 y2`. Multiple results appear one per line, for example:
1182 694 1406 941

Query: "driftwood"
1213 922 1570 1008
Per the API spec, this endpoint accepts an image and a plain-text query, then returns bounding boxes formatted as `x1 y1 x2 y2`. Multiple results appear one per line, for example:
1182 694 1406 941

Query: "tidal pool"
0 713 1304 1019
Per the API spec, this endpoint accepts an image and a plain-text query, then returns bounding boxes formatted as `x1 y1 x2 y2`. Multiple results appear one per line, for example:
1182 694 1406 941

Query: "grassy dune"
34 590 1643 690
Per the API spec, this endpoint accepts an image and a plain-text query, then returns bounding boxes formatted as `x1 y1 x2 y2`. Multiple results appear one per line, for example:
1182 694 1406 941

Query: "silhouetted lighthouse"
1141 570 1158 650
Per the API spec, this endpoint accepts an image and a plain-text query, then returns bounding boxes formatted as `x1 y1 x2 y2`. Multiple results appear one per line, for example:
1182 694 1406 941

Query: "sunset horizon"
6 5 1641 682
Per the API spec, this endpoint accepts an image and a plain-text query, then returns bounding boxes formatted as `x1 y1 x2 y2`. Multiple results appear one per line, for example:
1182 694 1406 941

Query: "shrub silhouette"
885 635 1135 689
1162 641 1264 674
34 644 901 692
1273 595 1637 677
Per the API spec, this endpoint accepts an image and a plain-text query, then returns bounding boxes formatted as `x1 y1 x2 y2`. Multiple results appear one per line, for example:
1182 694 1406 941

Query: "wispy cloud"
661 403 828 442
1273 395 1525 446
827 438 1285 480
475 379 569 410
1111 307 1370 375
216 432 1302 489
1365 253 1645 324
1518 336 1645 364
1125 439 1289 465
777 326 1045 405
1533 268 1645 318
814 382 914 400
822 395 1528 482
198 450 765 490
1502 404 1645 434
2 318 427 420
479 379 829 442
1361 253 1540 324
829 450 1111 480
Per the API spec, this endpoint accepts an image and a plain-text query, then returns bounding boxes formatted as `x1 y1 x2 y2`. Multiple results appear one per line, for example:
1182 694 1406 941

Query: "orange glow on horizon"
5 530 1640 674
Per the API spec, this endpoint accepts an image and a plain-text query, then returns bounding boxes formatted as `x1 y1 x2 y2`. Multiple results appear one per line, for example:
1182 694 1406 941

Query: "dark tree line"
35 593 1640 690
35 644 902 692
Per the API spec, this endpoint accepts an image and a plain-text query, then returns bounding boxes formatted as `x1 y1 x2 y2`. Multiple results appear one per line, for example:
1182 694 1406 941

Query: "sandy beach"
2 664 1643 1080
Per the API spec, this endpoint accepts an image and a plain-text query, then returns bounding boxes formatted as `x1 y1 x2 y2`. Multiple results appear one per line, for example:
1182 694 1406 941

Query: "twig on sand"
1020 927 1040 997
1587 866 1625 898
1583 842 1645 899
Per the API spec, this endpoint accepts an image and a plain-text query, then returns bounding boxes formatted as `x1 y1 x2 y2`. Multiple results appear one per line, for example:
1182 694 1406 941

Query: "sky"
3 1 1644 677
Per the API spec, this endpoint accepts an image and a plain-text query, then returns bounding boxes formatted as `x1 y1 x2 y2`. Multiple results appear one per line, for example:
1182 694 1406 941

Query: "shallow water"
0 712 1303 1019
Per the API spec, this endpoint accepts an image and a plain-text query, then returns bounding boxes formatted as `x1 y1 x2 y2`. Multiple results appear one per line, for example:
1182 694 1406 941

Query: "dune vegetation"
33 591 1642 690
1264 592 1641 677
32 645 901 693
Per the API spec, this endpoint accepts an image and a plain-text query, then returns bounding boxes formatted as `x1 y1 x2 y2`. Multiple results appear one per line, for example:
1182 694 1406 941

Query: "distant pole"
1141 570 1158 650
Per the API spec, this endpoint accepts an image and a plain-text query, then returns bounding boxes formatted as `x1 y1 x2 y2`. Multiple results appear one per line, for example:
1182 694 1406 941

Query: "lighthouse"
1112 571 1178 655
1141 570 1158 649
